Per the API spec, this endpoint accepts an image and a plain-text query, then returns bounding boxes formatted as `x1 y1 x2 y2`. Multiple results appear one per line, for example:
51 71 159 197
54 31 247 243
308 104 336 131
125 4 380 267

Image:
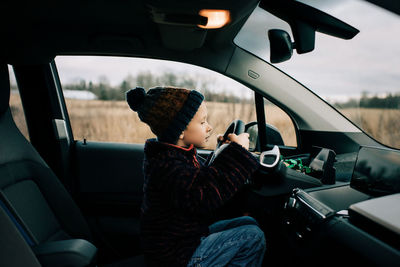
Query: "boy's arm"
161 142 259 215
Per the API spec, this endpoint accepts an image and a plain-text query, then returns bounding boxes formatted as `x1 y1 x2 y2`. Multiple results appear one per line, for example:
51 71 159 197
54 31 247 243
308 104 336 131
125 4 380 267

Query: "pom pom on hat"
126 87 146 111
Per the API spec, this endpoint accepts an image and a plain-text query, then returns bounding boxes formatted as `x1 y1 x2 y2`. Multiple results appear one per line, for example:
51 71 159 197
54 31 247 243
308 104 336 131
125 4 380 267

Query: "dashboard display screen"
351 146 400 196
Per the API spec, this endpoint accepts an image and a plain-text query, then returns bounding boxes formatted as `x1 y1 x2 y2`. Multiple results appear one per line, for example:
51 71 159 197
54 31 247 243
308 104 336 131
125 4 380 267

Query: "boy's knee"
240 215 259 226
251 225 266 248
242 224 265 244
249 225 265 239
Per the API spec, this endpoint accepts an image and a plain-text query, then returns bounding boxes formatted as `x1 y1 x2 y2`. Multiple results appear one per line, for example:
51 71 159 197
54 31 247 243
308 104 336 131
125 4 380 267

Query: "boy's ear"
179 132 184 139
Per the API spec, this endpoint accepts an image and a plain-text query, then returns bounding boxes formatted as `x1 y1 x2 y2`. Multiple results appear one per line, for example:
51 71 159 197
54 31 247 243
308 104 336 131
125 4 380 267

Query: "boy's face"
178 103 212 148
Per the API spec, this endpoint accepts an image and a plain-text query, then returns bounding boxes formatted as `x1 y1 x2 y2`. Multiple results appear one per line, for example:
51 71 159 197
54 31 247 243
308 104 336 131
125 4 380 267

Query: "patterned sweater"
140 138 259 266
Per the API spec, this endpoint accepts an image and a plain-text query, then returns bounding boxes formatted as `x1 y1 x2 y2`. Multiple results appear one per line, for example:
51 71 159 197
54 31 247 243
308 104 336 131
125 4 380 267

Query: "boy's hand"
217 133 250 150
216 134 229 144
228 133 250 150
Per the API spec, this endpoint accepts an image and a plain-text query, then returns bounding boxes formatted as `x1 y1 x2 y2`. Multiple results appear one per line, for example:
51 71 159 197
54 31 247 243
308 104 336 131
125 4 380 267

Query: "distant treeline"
63 71 248 103
334 92 400 109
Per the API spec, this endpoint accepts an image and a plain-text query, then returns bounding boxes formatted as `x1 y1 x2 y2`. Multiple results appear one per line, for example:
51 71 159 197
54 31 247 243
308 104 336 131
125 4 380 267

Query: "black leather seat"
0 202 42 267
0 64 144 266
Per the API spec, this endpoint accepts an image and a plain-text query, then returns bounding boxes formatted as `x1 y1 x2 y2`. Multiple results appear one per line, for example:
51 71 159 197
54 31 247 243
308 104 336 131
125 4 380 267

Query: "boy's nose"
208 124 213 132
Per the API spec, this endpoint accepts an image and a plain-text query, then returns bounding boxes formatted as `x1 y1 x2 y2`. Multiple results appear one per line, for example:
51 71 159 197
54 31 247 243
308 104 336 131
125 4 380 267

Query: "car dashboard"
279 145 400 265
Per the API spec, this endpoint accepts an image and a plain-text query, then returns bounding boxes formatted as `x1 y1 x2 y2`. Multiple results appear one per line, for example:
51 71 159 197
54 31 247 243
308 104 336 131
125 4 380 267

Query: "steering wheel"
217 119 245 149
206 119 284 188
207 119 245 166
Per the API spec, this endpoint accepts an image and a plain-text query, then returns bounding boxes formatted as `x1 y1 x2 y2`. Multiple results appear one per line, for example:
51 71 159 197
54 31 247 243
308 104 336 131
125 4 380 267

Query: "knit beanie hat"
126 86 204 144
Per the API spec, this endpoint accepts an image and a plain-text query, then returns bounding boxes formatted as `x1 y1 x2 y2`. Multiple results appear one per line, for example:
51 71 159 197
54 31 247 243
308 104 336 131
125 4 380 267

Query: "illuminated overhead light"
198 9 230 29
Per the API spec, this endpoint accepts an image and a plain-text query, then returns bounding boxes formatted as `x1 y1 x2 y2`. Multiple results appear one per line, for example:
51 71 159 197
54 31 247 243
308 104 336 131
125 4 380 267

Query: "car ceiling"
0 0 398 65
0 0 259 64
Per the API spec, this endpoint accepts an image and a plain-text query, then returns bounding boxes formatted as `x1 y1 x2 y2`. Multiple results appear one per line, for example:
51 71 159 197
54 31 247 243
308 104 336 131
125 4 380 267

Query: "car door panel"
74 141 144 195
72 141 145 258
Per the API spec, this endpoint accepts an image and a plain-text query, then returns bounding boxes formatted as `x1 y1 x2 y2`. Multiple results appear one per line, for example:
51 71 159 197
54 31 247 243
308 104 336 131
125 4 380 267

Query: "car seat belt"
0 194 35 246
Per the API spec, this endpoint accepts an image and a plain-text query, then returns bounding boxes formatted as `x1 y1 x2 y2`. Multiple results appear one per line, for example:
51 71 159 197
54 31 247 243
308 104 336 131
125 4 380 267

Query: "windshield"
234 0 400 149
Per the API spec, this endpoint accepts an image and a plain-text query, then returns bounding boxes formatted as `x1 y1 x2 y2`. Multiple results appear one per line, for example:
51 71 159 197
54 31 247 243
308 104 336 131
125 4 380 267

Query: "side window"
8 65 30 141
56 56 157 144
264 99 297 147
247 98 297 151
55 56 297 149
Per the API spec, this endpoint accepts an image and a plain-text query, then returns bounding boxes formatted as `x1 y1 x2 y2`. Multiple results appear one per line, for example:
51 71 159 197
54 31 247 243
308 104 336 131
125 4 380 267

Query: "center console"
282 145 400 265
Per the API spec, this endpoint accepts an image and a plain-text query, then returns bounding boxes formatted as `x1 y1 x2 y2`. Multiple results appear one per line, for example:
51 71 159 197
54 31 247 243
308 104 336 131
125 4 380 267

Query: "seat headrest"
0 64 10 115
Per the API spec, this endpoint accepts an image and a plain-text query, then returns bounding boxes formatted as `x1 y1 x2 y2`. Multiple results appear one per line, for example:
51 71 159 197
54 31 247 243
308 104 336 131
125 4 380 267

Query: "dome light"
198 10 231 29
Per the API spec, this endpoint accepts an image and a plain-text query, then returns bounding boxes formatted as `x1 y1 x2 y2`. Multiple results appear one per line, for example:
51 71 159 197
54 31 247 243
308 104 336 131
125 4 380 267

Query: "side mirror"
247 123 259 151
268 29 294 63
246 122 285 151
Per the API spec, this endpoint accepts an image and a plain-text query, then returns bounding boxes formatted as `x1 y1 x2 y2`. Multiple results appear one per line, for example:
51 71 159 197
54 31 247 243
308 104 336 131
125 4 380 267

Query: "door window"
55 56 297 149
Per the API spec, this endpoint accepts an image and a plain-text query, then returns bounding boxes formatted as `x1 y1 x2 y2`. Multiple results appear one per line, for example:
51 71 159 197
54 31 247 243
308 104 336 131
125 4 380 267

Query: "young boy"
126 86 265 267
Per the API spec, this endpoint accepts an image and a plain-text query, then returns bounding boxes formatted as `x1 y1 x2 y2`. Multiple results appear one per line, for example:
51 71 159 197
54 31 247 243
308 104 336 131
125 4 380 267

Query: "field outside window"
56 56 297 149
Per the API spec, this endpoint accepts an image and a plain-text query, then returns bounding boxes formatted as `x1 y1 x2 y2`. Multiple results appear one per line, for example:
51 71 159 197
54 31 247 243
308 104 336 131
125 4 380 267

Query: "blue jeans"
187 216 266 267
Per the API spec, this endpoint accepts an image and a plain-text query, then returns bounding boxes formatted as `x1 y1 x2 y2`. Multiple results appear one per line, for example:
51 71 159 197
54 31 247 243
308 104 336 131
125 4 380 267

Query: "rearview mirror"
268 29 294 63
261 0 359 62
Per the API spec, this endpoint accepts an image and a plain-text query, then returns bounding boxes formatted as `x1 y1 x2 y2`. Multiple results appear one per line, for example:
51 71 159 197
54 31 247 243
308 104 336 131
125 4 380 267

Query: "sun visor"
148 0 258 51
157 24 207 51
148 5 209 50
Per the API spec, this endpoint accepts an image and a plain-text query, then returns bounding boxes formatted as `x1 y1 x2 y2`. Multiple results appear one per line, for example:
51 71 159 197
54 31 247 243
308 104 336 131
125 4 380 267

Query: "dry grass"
339 108 400 148
9 94 400 149
61 99 297 149
64 99 155 143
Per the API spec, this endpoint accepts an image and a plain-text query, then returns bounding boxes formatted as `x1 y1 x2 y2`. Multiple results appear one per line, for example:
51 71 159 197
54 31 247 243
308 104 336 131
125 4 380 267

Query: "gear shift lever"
260 145 280 168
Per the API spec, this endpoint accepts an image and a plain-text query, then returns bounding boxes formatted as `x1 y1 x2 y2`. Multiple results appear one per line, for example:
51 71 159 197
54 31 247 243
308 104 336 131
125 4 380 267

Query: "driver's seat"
0 64 144 266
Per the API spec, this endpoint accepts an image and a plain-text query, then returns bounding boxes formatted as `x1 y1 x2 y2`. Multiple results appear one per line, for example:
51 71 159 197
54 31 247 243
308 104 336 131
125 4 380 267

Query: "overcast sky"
52 0 400 102
235 0 400 100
